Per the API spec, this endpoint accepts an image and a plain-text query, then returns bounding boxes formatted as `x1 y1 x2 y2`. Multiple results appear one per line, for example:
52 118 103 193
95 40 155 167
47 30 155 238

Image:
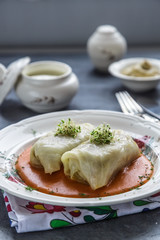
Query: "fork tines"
115 91 144 115
115 91 160 123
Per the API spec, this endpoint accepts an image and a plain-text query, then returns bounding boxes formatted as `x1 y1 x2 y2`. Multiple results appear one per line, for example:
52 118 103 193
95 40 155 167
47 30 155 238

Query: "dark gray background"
0 0 160 47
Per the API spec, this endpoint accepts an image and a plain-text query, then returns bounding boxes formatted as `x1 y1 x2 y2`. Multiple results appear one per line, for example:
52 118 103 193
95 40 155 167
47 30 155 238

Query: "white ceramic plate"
0 110 160 206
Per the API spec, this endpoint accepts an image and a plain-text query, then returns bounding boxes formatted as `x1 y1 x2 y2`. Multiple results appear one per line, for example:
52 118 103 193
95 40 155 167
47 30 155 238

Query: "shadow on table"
88 68 111 79
0 99 38 123
0 99 84 125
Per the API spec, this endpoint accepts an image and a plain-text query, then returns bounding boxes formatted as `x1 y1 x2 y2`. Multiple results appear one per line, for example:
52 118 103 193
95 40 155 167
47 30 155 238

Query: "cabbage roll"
30 123 94 174
61 130 140 190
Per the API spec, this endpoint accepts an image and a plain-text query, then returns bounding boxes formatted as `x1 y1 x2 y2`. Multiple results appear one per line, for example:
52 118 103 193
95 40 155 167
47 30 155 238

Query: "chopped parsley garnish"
31 129 37 136
90 124 113 145
55 118 81 138
25 186 36 191
79 193 90 197
49 190 55 194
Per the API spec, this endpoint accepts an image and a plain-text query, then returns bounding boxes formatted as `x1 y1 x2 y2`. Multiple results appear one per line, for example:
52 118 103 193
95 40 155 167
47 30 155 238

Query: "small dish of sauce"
109 58 160 92
121 60 160 78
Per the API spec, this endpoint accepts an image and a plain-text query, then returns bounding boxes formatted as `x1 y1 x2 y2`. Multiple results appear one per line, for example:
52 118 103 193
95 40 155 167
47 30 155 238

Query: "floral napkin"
3 191 160 233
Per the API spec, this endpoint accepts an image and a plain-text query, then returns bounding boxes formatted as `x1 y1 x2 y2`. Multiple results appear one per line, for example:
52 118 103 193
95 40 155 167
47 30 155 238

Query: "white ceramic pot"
87 25 127 72
15 61 79 113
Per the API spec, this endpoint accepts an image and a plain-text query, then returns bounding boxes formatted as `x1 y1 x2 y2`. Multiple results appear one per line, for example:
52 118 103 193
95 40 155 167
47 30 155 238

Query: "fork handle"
140 104 160 121
141 113 160 123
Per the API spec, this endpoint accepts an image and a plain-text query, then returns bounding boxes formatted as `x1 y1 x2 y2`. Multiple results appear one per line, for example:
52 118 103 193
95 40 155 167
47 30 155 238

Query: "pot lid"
97 25 117 35
0 57 31 105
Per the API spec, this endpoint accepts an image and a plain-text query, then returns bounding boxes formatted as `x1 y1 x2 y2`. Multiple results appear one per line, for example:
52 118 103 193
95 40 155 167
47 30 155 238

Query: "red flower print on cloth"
24 202 66 214
6 204 12 212
4 196 9 203
3 195 12 212
151 192 160 198
69 210 81 217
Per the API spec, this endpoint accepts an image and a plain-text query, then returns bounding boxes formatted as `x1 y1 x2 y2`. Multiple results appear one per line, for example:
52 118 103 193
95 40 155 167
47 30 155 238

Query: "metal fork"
115 91 160 123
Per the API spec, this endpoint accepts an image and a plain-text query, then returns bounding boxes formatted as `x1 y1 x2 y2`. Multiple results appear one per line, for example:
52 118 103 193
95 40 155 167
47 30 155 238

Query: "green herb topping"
55 118 81 138
90 124 113 145
25 186 36 191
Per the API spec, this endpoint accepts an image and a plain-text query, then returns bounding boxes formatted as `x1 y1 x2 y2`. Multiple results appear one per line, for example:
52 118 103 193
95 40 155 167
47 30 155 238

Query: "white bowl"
108 58 160 92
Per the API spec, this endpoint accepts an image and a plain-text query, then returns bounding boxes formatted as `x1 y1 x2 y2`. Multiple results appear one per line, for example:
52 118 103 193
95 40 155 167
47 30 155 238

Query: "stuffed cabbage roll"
30 122 94 174
61 130 140 190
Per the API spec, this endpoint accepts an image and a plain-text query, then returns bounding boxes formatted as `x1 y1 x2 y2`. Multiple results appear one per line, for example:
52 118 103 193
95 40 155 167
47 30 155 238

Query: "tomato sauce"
16 147 153 198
